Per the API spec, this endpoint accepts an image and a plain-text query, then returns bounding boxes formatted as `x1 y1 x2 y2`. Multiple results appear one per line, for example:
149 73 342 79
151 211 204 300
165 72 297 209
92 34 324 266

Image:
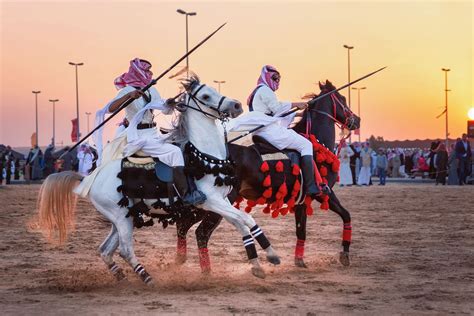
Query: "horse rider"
244 65 322 197
105 58 206 206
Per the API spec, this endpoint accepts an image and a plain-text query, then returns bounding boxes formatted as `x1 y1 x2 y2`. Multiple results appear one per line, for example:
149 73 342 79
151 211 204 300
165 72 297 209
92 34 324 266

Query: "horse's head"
309 80 361 130
181 75 243 119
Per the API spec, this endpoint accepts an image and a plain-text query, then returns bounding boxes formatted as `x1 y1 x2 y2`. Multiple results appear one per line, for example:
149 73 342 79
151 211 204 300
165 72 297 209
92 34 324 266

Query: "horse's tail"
36 171 83 245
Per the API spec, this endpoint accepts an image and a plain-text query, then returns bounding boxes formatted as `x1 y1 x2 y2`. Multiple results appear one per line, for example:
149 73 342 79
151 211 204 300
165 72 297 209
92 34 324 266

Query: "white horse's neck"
185 108 227 159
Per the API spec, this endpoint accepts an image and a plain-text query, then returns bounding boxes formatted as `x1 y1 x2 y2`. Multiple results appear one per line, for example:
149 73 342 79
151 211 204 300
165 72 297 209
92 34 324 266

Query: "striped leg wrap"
108 262 125 280
199 248 211 272
134 264 153 284
243 235 258 260
250 225 271 250
295 239 305 259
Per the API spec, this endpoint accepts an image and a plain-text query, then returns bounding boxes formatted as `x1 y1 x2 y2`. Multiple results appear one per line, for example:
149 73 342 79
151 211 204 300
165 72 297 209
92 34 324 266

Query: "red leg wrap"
342 223 352 242
199 248 211 273
177 237 187 256
295 239 305 259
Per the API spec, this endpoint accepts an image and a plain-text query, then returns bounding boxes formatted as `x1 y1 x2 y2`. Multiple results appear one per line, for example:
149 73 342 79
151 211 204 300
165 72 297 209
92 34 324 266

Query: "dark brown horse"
175 80 361 271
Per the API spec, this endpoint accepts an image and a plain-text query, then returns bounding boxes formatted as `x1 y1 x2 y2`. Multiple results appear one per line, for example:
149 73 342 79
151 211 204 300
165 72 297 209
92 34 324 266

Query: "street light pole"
85 112 92 133
177 9 197 78
343 45 354 143
441 68 450 147
351 87 366 142
213 80 226 93
32 91 41 146
49 99 59 146
69 62 84 141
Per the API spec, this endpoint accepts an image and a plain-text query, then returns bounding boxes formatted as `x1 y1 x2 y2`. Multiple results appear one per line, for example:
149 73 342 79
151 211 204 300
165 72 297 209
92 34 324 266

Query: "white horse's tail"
36 171 83 245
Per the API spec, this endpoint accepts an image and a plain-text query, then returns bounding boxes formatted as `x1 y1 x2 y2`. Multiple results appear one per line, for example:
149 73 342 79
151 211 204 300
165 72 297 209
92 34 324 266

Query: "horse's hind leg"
175 210 206 264
328 192 352 266
98 224 125 281
195 212 223 273
294 204 308 268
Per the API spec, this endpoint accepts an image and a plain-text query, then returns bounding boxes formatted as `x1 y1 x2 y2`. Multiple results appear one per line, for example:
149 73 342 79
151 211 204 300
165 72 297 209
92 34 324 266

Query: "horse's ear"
318 81 324 90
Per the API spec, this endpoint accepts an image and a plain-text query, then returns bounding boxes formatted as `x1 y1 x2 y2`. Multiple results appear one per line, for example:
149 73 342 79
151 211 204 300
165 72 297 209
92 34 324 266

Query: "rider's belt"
137 123 156 130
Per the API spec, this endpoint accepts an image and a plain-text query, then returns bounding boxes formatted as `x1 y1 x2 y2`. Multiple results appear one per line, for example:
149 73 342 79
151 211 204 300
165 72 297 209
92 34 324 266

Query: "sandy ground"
0 183 473 315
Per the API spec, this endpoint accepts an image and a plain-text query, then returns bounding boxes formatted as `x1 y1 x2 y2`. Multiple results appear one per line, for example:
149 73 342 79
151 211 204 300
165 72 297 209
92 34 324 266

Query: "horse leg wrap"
295 239 305 259
243 235 258 260
177 237 187 256
108 262 125 281
250 225 271 250
342 222 352 252
134 264 153 285
198 248 211 273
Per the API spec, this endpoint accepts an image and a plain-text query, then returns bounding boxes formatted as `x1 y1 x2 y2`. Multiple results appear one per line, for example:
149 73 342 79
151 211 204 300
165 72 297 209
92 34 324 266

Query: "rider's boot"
173 166 206 206
300 155 321 198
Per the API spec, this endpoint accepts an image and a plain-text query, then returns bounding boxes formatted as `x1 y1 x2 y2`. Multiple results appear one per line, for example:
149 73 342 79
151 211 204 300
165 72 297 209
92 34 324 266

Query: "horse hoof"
251 267 266 279
295 258 308 268
114 269 127 281
266 255 281 265
175 253 187 265
339 251 350 266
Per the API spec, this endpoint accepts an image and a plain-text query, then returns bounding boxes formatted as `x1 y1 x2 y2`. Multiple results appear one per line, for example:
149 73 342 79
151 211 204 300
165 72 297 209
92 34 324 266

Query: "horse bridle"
309 92 357 131
183 83 229 121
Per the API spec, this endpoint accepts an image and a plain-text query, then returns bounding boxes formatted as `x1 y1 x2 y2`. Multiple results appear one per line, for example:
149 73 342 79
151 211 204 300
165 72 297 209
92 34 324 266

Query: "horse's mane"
165 73 201 145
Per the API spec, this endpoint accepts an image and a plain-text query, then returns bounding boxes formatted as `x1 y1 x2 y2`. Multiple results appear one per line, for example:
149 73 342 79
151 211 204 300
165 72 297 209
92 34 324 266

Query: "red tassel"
275 160 284 172
287 198 295 208
263 188 273 198
271 209 280 218
263 205 271 214
320 166 328 177
280 207 289 216
260 161 270 173
292 164 300 175
293 180 301 192
316 155 325 163
263 175 271 187
247 200 257 207
244 206 252 213
320 201 329 210
257 197 266 205
304 196 313 216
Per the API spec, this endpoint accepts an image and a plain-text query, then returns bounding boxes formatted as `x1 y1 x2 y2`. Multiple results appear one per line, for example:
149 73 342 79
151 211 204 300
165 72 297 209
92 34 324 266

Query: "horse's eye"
202 94 210 100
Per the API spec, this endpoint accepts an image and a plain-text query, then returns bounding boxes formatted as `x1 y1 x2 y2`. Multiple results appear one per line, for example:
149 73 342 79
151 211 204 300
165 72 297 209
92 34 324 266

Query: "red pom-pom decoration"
263 175 271 187
263 205 271 214
271 210 280 218
292 164 300 175
260 161 270 173
257 197 266 205
263 187 273 199
275 161 284 172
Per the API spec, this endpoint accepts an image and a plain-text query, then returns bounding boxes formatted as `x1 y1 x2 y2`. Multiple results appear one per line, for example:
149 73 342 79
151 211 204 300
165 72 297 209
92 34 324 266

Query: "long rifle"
227 66 386 144
61 23 227 158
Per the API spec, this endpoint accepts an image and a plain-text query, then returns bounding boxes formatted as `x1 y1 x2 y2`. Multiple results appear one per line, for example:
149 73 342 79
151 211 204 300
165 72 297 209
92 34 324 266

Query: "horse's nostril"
234 102 241 110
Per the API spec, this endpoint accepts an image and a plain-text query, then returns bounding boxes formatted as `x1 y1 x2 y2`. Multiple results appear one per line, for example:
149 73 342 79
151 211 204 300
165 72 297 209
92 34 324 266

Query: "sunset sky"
1 0 472 147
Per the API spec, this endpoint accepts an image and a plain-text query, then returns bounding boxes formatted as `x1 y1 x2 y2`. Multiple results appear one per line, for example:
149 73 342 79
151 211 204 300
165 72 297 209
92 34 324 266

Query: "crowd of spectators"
337 134 472 186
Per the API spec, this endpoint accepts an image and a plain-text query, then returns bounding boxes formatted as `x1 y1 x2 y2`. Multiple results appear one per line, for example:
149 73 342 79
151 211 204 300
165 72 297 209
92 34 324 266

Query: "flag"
436 109 446 119
71 118 79 142
31 132 37 147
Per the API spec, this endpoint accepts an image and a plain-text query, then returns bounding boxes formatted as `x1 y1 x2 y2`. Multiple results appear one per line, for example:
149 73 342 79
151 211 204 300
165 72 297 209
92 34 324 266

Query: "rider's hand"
128 90 144 100
293 102 308 110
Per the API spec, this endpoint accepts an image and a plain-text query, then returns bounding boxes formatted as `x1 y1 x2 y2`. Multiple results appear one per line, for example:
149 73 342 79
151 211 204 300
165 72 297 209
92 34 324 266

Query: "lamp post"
213 80 226 93
69 62 84 141
32 91 41 146
177 9 196 78
85 112 92 133
441 68 450 147
351 87 366 142
49 99 59 146
343 45 354 143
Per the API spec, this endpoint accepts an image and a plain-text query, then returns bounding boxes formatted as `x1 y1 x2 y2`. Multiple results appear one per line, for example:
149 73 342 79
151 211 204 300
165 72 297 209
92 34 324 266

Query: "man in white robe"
229 65 322 197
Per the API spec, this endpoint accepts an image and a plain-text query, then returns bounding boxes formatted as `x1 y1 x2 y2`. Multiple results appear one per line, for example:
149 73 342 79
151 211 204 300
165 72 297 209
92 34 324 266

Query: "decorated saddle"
116 155 192 229
235 135 340 218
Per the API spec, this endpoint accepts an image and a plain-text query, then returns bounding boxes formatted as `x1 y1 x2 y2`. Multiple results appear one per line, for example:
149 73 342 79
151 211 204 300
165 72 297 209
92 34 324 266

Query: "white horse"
36 76 280 286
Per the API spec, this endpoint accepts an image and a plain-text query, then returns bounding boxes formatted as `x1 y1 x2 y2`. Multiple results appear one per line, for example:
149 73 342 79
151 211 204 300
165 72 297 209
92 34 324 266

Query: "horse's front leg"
175 209 206 264
195 211 223 273
294 204 308 268
327 192 352 266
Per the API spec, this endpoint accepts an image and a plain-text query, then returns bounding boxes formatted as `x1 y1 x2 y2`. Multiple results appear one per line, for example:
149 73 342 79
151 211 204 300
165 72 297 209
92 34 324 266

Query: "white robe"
77 151 94 176
338 146 354 185
75 86 181 198
229 85 312 155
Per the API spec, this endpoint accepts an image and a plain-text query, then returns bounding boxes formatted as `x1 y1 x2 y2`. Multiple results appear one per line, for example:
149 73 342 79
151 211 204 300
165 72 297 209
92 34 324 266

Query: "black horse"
175 80 361 271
